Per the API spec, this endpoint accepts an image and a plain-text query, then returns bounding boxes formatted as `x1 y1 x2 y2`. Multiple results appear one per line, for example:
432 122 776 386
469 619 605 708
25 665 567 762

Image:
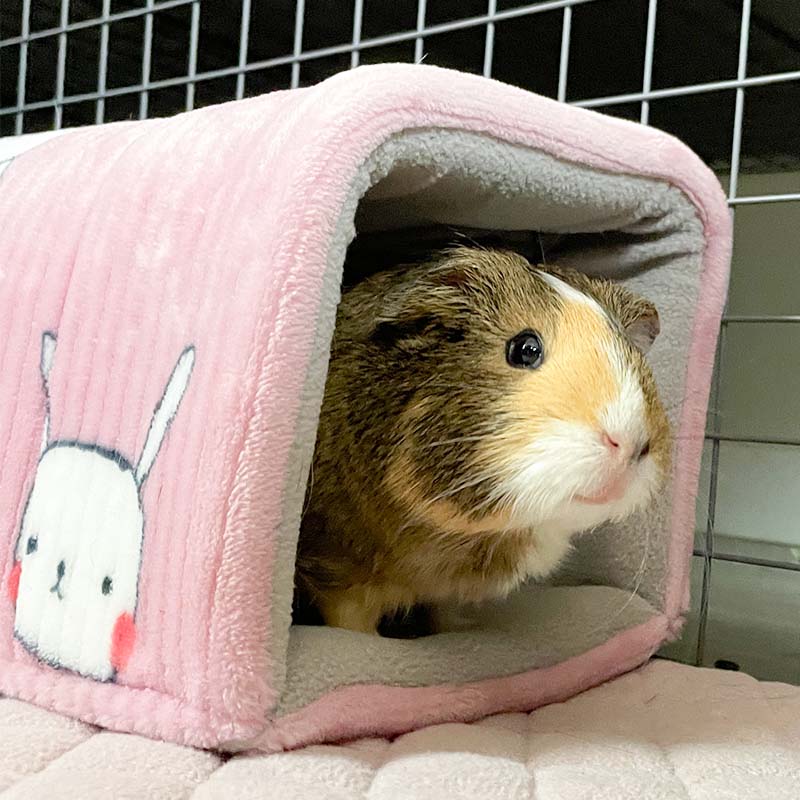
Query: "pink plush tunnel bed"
0 64 731 753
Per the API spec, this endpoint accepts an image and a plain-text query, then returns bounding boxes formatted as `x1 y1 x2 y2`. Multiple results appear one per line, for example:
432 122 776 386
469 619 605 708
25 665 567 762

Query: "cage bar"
95 0 111 124
696 328 724 666
235 0 251 100
729 192 800 206
483 0 497 78
350 0 364 69
186 1 201 110
575 69 800 109
415 0 427 64
14 0 31 135
727 0 752 200
557 6 572 103
721 315 800 324
639 0 657 124
693 550 800 574
139 0 155 119
290 0 306 88
54 0 71 129
707 432 800 447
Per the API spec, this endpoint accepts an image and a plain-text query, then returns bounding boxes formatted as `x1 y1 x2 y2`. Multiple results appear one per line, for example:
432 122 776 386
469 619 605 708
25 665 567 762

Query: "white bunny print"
7 333 195 682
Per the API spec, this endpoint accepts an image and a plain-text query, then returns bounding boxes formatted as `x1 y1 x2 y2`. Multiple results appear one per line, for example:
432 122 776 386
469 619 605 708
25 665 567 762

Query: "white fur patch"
602 344 648 452
536 270 608 320
536 270 649 450
491 414 658 581
494 421 604 506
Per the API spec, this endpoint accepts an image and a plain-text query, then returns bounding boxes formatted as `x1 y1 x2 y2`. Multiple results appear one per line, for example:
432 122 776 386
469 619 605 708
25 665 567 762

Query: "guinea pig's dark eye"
102 576 113 596
506 331 544 369
26 536 38 555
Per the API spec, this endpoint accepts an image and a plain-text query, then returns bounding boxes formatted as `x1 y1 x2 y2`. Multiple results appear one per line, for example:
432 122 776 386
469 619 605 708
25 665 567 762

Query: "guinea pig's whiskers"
475 491 507 514
428 472 494 504
451 230 488 251
300 461 315 523
588 522 651 638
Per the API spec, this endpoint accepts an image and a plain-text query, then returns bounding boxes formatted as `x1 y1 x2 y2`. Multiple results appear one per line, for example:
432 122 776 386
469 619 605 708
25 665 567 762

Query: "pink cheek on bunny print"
7 562 20 604
111 612 136 673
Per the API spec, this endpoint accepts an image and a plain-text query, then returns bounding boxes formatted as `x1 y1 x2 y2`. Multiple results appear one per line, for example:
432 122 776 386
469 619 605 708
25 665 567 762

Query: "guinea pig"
295 246 670 634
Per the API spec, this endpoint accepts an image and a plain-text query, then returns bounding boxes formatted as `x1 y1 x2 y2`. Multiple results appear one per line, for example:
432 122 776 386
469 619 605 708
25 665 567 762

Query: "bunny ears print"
38 332 196 491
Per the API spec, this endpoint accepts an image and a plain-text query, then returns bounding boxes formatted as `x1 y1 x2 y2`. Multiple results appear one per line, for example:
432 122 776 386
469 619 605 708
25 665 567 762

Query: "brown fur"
294 247 670 633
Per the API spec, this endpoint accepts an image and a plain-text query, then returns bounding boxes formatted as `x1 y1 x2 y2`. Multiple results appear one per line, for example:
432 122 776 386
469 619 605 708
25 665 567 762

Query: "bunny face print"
12 445 143 681
8 333 195 682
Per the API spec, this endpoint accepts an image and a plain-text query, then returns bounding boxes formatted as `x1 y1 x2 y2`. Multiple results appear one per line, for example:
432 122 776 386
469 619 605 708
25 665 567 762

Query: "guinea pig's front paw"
318 589 384 634
378 604 438 639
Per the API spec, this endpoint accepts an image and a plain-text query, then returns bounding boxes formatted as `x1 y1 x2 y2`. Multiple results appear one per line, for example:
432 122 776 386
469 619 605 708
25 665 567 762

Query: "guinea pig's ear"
619 296 660 355
371 312 458 349
545 266 661 353
370 268 469 351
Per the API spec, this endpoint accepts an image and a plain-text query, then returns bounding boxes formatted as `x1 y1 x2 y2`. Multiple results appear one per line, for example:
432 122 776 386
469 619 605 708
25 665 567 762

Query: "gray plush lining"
270 128 706 718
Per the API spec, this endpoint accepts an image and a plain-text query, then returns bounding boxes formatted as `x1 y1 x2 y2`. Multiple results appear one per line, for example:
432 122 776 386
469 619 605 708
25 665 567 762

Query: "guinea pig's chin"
521 473 656 536
570 470 658 527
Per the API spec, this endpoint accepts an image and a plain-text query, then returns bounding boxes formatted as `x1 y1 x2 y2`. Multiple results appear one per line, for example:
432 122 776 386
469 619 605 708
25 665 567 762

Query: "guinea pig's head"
355 246 671 538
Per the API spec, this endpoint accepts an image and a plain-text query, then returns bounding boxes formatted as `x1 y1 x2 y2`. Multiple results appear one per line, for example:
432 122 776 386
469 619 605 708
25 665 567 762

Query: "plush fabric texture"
3 660 800 799
0 64 730 751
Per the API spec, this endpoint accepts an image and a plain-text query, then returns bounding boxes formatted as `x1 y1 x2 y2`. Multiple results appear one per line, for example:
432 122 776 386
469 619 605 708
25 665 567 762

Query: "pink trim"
251 615 670 752
663 216 732 625
0 653 263 749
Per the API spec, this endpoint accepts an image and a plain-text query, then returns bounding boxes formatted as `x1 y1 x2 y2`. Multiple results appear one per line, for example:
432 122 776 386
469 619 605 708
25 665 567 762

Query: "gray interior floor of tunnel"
278 583 658 715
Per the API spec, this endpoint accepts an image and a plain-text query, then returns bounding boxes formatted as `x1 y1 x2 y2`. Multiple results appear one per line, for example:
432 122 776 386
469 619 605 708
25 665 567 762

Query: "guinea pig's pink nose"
601 432 620 451
602 431 650 464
